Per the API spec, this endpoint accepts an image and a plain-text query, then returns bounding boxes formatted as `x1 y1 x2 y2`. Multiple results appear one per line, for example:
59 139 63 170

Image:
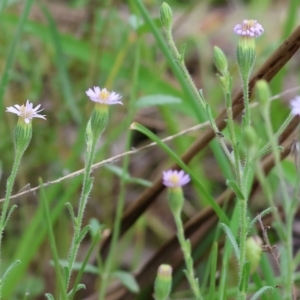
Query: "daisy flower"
86 86 122 105
290 96 300 116
162 170 190 188
234 20 264 37
6 100 46 124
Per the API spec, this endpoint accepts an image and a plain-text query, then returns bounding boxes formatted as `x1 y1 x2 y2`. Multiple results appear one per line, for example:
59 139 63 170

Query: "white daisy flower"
86 86 122 105
6 100 46 124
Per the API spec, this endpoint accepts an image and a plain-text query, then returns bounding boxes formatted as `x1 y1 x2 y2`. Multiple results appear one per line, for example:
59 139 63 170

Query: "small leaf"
45 294 55 300
3 205 18 228
1 260 21 283
219 223 240 260
76 225 91 245
57 260 99 274
249 286 274 300
239 261 250 293
112 271 140 293
249 207 276 230
226 180 245 199
65 202 76 225
180 43 186 62
135 94 182 108
67 283 86 297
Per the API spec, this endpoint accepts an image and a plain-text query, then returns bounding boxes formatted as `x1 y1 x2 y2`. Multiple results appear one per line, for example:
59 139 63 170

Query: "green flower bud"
245 235 263 274
88 104 109 142
167 187 184 216
154 264 172 300
255 80 271 109
213 46 228 74
13 122 32 156
160 2 173 32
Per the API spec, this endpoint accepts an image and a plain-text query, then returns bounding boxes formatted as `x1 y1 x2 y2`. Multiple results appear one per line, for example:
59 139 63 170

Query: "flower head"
86 86 122 105
162 170 190 188
6 100 46 124
290 96 300 116
234 20 264 37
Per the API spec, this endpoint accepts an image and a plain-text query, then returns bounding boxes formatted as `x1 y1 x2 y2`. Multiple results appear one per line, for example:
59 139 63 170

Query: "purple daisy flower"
6 100 46 124
86 86 122 105
162 170 190 188
234 20 264 37
290 96 300 116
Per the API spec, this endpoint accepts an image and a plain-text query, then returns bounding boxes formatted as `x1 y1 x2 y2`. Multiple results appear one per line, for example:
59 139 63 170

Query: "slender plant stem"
0 147 24 297
238 198 247 300
174 213 202 300
66 137 97 290
69 230 102 300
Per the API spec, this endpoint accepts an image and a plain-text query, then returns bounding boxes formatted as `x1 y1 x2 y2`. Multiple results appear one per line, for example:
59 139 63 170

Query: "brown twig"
100 25 300 258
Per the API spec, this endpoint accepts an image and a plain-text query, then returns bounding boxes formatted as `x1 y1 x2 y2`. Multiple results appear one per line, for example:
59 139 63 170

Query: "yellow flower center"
169 174 179 185
241 20 255 32
20 105 33 119
99 90 110 101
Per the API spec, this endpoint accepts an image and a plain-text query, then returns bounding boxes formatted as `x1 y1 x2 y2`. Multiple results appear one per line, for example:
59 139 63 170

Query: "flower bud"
88 104 109 142
245 235 263 274
160 2 173 32
213 46 228 74
167 188 184 216
13 122 32 155
255 80 271 110
154 264 172 300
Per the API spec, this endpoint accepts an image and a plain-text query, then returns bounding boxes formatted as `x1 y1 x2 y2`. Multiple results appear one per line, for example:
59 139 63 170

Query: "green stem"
69 230 102 300
0 147 25 296
66 137 97 290
225 90 242 187
238 198 247 300
174 212 202 300
242 75 251 128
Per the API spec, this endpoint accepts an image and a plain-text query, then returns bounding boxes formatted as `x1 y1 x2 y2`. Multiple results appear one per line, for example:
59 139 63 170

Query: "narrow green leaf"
76 225 91 245
135 94 182 108
249 286 274 300
3 204 17 228
45 294 55 300
208 242 218 299
112 270 140 293
249 207 276 230
219 223 240 260
65 202 76 225
67 283 86 297
226 180 245 199
1 260 21 285
130 122 229 224
57 260 99 274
